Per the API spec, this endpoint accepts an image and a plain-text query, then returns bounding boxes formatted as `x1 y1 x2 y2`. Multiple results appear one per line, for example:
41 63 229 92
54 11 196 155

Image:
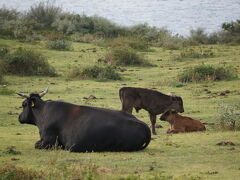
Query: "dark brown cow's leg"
149 113 157 135
126 106 133 114
122 101 133 114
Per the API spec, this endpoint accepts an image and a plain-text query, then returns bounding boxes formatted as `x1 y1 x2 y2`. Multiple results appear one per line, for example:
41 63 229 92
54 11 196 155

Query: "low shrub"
105 46 151 66
69 65 121 80
46 39 72 50
1 47 56 76
178 65 237 82
173 47 215 61
217 104 240 130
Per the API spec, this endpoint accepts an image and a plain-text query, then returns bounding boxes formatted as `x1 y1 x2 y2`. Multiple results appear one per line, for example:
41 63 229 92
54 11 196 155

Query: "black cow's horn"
16 92 29 98
39 87 48 97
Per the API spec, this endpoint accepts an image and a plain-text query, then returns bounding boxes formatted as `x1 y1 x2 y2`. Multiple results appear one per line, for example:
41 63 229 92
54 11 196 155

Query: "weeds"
4 146 21 155
217 104 240 130
178 65 237 82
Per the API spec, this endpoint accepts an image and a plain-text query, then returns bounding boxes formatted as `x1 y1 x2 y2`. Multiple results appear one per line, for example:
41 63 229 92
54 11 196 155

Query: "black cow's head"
17 88 48 125
168 96 184 113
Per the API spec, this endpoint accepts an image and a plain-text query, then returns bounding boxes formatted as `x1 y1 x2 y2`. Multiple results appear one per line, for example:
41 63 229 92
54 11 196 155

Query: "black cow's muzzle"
18 114 24 124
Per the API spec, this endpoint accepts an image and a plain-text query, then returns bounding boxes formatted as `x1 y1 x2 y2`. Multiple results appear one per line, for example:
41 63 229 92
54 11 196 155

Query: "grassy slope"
0 39 240 180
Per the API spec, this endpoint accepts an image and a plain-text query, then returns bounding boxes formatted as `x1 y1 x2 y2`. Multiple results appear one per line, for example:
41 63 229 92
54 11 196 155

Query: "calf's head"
168 96 184 113
160 109 177 122
17 88 48 125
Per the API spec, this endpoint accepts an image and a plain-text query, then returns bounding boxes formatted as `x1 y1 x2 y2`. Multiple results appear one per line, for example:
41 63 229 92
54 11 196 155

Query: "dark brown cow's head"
167 96 184 113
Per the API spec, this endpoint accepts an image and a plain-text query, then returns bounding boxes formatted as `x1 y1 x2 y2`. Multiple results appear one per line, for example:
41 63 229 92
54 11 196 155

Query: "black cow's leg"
149 113 157 135
35 139 43 149
35 139 55 149
35 131 59 150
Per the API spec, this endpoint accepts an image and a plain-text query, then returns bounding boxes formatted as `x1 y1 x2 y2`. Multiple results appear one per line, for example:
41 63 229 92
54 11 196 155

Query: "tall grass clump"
1 47 56 76
105 46 151 66
46 39 72 50
178 65 237 82
25 0 61 29
217 104 240 130
69 65 121 81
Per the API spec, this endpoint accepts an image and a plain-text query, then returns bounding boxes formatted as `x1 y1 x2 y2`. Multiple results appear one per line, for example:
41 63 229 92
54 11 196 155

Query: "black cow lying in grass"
119 87 184 135
17 88 151 152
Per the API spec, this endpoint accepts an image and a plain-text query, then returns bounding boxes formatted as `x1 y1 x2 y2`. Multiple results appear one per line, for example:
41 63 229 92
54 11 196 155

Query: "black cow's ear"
30 97 37 108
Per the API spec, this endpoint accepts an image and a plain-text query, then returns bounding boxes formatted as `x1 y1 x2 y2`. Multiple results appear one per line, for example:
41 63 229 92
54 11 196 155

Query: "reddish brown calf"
160 110 206 133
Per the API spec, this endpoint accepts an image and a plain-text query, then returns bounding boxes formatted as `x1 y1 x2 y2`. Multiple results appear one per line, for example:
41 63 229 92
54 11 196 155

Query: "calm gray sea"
1 0 240 36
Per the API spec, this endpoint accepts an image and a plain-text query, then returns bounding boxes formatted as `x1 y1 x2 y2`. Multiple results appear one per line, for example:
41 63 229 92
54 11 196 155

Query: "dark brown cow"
119 87 184 134
160 110 206 133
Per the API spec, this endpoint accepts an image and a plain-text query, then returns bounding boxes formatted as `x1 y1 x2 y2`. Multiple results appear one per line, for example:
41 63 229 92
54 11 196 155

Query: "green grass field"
0 39 240 180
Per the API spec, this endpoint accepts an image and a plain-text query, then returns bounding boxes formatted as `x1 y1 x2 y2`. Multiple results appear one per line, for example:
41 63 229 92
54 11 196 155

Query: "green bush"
1 47 56 76
105 46 151 66
188 28 208 45
46 39 72 50
69 65 121 80
26 1 61 28
217 104 240 130
178 65 237 82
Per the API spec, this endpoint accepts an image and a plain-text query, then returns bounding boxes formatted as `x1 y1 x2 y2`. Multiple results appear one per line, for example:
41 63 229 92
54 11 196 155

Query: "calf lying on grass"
160 110 206 133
